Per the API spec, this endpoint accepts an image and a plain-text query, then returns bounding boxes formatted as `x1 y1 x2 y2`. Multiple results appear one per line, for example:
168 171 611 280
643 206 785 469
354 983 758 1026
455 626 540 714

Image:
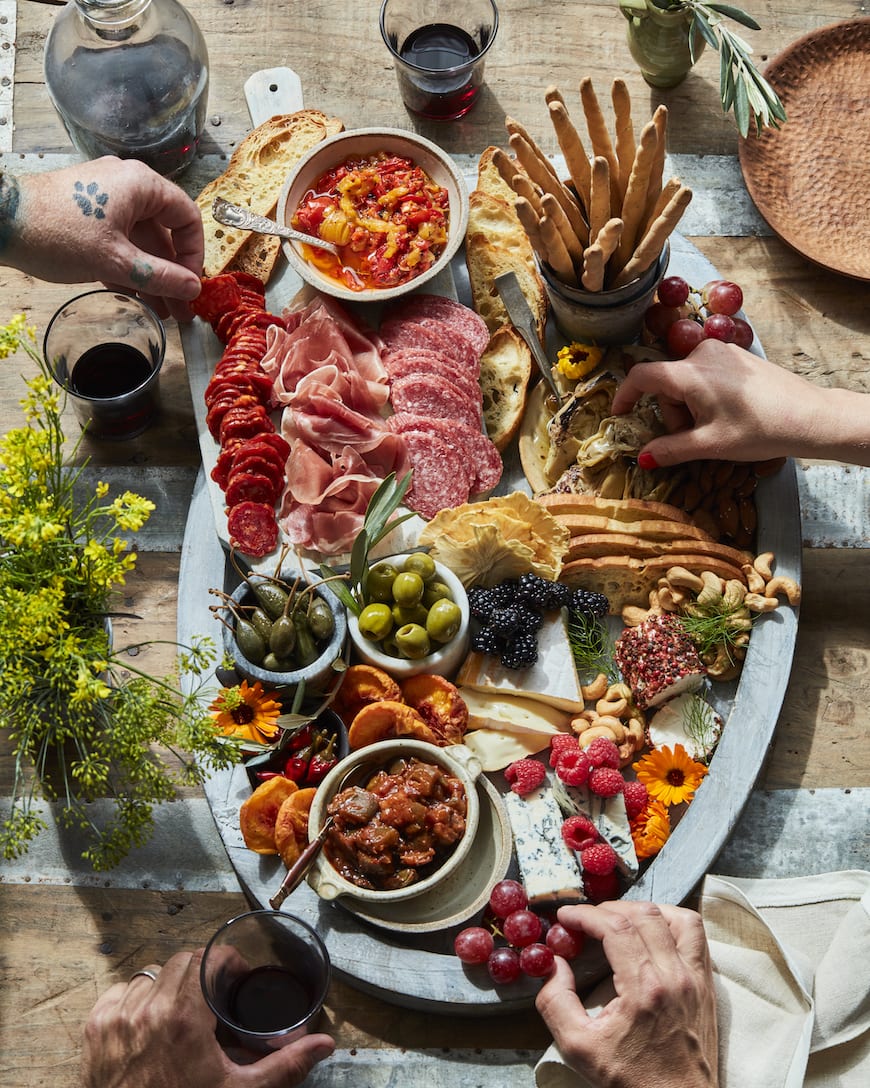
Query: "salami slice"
228 455 283 491
229 270 266 294
389 373 481 431
190 274 242 324
379 317 479 375
385 294 490 356
225 471 280 508
386 411 503 494
227 501 278 557
398 428 475 520
382 347 482 405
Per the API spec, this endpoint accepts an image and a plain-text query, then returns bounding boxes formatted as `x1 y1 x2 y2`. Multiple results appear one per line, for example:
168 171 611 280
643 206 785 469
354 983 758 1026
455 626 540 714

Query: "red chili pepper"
284 755 310 782
255 771 283 781
287 723 313 753
305 734 337 786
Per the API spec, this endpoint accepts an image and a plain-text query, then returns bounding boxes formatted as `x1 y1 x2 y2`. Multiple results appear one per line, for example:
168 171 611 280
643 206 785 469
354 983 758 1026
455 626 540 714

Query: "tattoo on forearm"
130 259 154 286
0 172 22 254
73 180 108 219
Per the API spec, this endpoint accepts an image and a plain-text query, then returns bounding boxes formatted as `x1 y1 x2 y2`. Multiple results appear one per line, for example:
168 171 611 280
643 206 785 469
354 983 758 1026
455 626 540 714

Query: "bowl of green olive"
221 568 348 696
347 553 469 679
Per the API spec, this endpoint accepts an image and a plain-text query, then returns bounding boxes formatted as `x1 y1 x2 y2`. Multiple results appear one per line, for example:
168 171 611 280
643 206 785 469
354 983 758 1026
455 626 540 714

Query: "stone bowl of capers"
222 568 348 696
347 552 470 680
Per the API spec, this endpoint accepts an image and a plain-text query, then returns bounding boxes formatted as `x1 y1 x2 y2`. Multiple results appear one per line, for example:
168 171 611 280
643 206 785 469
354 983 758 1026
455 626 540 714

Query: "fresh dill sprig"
567 611 620 684
678 598 752 660
682 692 722 762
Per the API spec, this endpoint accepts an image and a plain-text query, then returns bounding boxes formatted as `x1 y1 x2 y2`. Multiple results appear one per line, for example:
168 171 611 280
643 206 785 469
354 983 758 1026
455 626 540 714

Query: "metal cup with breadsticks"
502 79 693 293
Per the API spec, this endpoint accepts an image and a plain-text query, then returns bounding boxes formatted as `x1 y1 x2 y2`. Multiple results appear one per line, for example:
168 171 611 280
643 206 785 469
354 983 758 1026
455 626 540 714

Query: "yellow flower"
209 681 282 745
630 799 671 859
556 341 604 381
633 744 709 807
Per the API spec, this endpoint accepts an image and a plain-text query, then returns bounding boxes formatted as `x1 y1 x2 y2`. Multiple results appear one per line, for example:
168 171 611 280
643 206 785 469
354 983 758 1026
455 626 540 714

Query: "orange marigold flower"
632 744 708 807
209 680 281 745
630 799 671 859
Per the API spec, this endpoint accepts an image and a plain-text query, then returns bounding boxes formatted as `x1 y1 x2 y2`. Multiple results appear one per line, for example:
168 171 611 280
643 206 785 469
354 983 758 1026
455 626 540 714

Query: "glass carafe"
44 0 209 179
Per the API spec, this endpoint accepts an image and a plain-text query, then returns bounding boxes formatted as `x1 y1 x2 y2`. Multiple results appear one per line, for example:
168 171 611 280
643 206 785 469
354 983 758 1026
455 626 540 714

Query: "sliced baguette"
536 493 698 526
479 324 532 452
565 532 753 567
559 514 714 543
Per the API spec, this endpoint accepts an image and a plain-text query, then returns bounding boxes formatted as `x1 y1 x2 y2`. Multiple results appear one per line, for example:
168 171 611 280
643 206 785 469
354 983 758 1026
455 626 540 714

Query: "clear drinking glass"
43 289 166 440
200 911 331 1053
379 0 499 120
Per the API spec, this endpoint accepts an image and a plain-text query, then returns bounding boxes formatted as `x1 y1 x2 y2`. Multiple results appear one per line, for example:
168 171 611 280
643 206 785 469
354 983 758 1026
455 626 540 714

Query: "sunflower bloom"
630 799 671 860
633 744 708 807
209 681 281 745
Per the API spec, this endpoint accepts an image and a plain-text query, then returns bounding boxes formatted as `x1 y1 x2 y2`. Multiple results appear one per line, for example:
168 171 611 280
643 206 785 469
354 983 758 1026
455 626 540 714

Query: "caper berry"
249 607 274 644
402 552 436 582
269 614 297 657
391 571 425 608
422 580 453 609
426 599 462 644
307 597 335 641
251 580 290 620
261 652 297 673
235 618 266 665
293 612 318 666
395 623 431 659
366 562 399 603
358 603 393 642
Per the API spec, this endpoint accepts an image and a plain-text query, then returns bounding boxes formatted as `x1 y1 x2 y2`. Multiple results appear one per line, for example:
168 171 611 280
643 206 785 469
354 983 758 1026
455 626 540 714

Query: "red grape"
489 879 528 918
519 943 556 978
705 280 744 316
454 926 495 965
666 318 705 358
487 946 521 984
503 909 543 948
644 301 681 339
732 316 754 349
703 313 736 343
546 923 585 960
657 275 690 307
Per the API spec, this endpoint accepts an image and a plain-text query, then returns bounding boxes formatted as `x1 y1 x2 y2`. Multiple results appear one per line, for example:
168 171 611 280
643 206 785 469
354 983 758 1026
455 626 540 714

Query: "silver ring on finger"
130 968 159 983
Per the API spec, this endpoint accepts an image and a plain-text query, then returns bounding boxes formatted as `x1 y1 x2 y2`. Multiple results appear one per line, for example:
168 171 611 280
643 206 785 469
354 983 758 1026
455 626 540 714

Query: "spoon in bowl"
211 197 339 256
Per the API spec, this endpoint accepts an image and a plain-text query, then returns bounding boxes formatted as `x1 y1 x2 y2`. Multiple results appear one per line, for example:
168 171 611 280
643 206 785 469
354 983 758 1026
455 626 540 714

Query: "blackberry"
517 572 571 612
489 580 520 609
491 606 522 637
514 603 545 633
500 631 539 669
570 587 610 619
469 586 497 621
470 624 503 655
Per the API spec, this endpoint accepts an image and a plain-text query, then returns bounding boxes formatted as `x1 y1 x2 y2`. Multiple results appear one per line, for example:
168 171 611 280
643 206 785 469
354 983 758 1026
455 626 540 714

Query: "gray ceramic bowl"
275 128 469 303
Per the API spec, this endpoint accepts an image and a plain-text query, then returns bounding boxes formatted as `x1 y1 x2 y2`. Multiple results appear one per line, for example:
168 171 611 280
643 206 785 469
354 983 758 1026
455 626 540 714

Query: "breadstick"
542 191 585 263
589 156 611 248
539 213 578 285
612 185 693 288
491 147 524 192
579 77 620 210
611 119 660 274
548 100 592 215
641 105 669 231
611 79 636 205
510 171 545 218
582 243 605 292
509 132 587 243
545 84 565 107
514 196 546 259
593 216 624 267
638 176 681 244
506 116 562 188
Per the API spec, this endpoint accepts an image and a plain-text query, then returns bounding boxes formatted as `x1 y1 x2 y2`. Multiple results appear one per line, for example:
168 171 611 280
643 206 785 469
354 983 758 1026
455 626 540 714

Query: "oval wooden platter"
178 226 802 1012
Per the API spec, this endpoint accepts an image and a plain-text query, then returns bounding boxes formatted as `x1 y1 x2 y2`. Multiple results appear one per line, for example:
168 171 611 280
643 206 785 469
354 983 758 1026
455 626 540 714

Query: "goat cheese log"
614 613 706 709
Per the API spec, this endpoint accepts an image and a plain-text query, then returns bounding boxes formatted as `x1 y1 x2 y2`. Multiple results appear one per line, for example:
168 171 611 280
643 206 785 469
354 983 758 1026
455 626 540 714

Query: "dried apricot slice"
347 699 438 749
401 674 469 745
239 775 298 855
332 664 403 727
274 787 317 869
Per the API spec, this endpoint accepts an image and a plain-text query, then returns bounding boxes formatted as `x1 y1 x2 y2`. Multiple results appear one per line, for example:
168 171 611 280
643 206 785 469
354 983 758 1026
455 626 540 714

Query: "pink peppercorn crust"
614 613 707 710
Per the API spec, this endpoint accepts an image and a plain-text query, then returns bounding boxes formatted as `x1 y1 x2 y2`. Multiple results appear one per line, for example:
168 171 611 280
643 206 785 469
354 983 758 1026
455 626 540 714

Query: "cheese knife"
495 272 564 402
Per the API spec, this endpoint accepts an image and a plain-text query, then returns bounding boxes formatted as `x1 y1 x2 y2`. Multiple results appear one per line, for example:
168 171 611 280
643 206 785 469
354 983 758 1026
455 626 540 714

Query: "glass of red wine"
43 289 166 440
379 0 499 120
200 910 331 1053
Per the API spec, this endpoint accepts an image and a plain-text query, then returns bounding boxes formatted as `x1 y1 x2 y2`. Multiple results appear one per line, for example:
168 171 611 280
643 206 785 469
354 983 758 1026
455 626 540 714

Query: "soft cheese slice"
647 692 723 763
463 728 551 771
503 776 585 906
551 777 639 881
458 688 571 736
456 613 585 713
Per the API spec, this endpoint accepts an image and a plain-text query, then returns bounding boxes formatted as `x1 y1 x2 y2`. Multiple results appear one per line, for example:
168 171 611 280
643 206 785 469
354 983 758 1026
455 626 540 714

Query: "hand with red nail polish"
611 340 870 468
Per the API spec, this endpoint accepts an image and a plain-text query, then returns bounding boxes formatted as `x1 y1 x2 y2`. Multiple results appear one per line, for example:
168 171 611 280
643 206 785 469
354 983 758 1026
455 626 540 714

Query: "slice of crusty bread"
479 324 532 452
559 514 714 544
196 110 344 279
224 234 283 284
565 533 753 567
536 493 698 526
477 145 520 207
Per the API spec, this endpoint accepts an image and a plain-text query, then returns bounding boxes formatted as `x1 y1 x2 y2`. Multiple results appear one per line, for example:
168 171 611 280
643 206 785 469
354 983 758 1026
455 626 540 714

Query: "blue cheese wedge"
456 613 585 713
551 777 639 882
503 775 585 906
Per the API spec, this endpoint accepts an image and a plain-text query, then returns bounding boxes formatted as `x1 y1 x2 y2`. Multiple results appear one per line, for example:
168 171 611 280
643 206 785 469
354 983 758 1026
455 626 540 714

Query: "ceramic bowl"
346 554 470 680
243 708 349 790
275 127 469 303
306 738 482 904
223 572 348 697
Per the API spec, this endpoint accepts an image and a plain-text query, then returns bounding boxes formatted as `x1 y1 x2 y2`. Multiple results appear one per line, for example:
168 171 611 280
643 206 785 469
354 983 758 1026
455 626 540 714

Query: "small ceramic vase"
618 0 706 89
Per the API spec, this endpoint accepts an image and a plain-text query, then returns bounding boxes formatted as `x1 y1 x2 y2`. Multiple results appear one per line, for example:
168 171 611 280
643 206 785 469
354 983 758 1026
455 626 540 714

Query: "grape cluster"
469 576 609 670
453 879 585 984
644 276 753 358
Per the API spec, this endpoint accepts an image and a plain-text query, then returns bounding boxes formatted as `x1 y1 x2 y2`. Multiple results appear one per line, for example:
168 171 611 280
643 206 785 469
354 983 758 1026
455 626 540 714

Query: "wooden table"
2 2 868 1085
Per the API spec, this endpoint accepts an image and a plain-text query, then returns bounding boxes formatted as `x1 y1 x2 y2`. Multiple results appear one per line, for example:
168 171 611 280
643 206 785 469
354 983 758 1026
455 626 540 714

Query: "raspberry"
583 870 620 904
584 736 621 769
580 842 618 876
549 733 578 767
561 814 599 852
556 748 592 787
504 758 546 796
588 765 624 798
622 780 649 821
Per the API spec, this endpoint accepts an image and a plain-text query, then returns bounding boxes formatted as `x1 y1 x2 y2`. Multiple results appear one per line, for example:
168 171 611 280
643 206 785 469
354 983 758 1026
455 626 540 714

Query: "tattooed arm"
0 157 203 321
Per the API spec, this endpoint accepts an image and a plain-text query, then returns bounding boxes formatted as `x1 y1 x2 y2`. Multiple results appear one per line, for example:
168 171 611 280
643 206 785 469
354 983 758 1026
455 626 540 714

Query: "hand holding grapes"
80 948 335 1088
535 901 719 1088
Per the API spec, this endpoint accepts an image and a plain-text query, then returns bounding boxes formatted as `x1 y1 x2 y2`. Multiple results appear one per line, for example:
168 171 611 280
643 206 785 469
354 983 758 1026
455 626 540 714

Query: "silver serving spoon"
211 197 339 256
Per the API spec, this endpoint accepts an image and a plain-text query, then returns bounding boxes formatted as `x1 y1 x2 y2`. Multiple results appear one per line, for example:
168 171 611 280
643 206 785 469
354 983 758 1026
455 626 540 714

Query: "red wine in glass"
398 23 483 120
70 343 153 399
227 965 313 1034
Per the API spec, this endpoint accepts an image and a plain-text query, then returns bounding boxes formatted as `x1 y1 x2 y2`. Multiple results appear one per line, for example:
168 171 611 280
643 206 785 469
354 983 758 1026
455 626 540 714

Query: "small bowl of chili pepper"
244 708 349 791
275 128 469 303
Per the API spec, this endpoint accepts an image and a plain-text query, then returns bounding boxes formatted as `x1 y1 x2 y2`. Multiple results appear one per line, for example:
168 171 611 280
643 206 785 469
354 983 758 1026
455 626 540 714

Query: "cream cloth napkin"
535 871 870 1088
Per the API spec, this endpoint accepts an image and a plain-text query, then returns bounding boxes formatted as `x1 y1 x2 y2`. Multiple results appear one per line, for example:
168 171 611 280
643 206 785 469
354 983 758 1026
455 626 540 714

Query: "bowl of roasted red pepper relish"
276 128 469 302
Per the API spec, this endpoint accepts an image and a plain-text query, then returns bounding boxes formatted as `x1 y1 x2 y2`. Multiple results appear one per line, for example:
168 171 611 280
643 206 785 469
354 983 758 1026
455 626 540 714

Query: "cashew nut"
744 591 778 613
617 742 635 768
742 563 766 594
657 584 680 612
577 723 622 745
596 691 629 718
589 716 627 742
581 672 609 701
753 551 775 580
723 579 747 609
626 717 646 746
621 605 651 627
666 566 704 592
571 710 598 728
765 576 802 606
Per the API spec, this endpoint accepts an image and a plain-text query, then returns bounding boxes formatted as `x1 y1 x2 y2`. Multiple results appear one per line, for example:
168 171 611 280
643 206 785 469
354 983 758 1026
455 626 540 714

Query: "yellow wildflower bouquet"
0 317 238 869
